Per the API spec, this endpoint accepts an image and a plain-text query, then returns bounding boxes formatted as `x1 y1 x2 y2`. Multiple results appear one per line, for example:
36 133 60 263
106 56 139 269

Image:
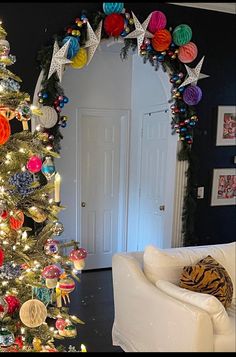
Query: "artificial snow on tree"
0 23 87 352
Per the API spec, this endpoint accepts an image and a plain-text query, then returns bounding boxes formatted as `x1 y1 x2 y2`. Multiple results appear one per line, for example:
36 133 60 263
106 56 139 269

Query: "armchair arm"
112 253 214 352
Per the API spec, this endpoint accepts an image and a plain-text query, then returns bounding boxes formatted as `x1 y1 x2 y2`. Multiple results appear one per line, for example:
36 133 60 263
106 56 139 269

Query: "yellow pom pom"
71 48 87 69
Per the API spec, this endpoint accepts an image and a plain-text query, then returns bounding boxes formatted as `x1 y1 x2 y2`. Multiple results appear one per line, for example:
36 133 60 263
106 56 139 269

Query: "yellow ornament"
71 48 87 69
33 338 42 352
28 206 47 223
19 299 47 328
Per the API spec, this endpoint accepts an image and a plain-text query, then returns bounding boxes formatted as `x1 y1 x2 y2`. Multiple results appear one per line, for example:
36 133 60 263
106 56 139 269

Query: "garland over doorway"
36 3 210 246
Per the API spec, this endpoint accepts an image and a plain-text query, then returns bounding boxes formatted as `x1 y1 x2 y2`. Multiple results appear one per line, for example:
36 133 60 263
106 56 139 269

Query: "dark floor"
55 269 123 353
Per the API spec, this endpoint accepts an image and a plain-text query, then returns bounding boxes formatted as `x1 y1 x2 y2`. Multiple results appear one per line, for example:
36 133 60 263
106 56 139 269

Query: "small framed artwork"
211 168 236 206
216 106 236 146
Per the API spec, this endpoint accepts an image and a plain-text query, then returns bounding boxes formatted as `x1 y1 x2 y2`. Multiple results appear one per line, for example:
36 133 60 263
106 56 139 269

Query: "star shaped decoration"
83 20 103 65
178 56 210 88
47 40 72 82
125 12 153 55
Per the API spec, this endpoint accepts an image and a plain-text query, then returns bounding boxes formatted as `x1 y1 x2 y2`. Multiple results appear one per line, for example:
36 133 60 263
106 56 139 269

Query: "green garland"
36 7 203 246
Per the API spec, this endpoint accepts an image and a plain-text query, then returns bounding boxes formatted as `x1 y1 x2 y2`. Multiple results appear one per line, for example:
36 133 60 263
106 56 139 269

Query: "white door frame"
77 108 130 255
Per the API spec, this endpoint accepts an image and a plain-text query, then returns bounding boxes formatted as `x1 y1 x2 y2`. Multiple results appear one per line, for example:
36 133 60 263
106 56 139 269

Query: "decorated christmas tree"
0 22 87 352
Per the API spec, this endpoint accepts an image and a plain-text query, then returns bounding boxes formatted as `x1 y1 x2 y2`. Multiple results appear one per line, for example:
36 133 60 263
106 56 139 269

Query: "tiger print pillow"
179 255 233 308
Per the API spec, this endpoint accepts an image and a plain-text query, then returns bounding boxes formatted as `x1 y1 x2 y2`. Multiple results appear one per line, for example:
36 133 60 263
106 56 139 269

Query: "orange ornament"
152 29 172 52
9 210 24 230
0 113 11 145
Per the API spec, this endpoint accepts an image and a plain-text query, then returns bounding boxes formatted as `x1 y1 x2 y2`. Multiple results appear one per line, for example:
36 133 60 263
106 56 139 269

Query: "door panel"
138 110 168 251
79 109 129 269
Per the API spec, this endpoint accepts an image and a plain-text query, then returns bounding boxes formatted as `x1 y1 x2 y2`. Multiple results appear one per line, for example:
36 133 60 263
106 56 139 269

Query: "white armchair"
112 242 236 352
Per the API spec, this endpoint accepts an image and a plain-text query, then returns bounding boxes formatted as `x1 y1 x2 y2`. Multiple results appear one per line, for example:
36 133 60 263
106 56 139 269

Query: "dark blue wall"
1 2 235 245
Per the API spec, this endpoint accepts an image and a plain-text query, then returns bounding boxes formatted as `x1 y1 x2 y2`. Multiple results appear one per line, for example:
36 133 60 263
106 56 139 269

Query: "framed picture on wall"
211 168 236 206
216 106 236 146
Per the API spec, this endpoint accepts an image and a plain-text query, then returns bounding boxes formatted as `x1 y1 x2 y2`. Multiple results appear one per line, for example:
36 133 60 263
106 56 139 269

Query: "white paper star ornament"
125 12 153 55
83 20 103 65
48 40 72 82
179 56 210 88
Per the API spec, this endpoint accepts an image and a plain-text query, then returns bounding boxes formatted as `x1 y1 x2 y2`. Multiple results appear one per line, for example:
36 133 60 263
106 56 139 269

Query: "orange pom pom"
152 29 172 52
9 210 24 230
0 113 11 145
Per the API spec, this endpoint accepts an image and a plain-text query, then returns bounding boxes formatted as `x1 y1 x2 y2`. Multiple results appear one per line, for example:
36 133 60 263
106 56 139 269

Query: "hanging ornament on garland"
47 40 72 82
183 84 202 105
19 299 47 328
41 156 55 180
71 47 87 69
103 2 124 15
178 56 210 88
37 106 58 128
151 28 172 52
104 13 125 37
83 20 103 65
178 42 198 63
0 114 11 145
148 10 167 33
125 12 153 55
62 36 80 60
172 24 192 46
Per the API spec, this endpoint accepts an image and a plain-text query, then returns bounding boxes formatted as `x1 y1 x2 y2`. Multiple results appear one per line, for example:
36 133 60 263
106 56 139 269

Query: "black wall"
1 2 235 245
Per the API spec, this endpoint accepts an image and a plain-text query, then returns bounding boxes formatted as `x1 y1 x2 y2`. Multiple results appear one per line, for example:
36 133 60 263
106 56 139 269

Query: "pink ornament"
69 248 87 261
26 155 42 173
58 277 76 294
55 318 67 330
178 42 198 63
42 265 61 279
148 11 167 34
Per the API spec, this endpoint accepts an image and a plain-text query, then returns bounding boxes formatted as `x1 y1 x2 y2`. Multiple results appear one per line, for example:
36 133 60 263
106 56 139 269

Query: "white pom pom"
38 106 58 128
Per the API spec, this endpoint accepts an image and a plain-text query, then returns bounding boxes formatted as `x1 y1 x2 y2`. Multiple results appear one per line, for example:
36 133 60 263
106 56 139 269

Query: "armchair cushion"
143 242 235 298
156 279 232 335
179 255 233 308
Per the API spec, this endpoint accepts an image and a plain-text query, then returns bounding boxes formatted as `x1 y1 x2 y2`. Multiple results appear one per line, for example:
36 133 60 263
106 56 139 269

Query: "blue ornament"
103 2 124 15
33 287 52 305
63 96 69 103
41 157 55 180
62 36 80 59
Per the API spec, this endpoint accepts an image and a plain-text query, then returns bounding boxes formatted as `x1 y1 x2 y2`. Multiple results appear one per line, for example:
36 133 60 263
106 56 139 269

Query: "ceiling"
169 3 236 14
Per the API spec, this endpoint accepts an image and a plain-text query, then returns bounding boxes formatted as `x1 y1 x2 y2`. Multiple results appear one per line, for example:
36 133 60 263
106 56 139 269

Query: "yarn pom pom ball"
178 42 198 63
172 24 192 46
104 13 125 37
148 11 167 33
62 36 80 59
38 106 58 129
183 85 202 105
0 114 11 145
71 48 87 69
103 2 124 15
152 29 172 52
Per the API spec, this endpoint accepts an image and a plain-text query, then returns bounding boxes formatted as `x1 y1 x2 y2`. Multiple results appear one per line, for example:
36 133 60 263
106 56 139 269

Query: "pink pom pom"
148 11 167 34
178 42 198 63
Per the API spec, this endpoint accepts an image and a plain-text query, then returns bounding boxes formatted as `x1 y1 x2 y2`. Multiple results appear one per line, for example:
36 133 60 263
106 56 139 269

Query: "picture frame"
216 105 236 146
211 168 236 206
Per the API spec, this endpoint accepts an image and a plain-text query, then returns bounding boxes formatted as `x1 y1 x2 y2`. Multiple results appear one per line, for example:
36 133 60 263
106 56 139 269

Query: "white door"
137 109 168 251
78 109 129 269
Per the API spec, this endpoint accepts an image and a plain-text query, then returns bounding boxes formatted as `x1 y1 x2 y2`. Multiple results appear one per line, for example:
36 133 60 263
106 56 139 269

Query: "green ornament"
172 24 192 46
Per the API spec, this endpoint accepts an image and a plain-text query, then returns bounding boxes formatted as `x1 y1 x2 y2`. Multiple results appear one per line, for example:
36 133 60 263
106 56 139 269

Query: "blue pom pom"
62 36 80 59
103 3 124 15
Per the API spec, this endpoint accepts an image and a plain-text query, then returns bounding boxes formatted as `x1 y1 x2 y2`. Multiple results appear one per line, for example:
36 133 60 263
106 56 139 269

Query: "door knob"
159 205 165 211
81 202 86 207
